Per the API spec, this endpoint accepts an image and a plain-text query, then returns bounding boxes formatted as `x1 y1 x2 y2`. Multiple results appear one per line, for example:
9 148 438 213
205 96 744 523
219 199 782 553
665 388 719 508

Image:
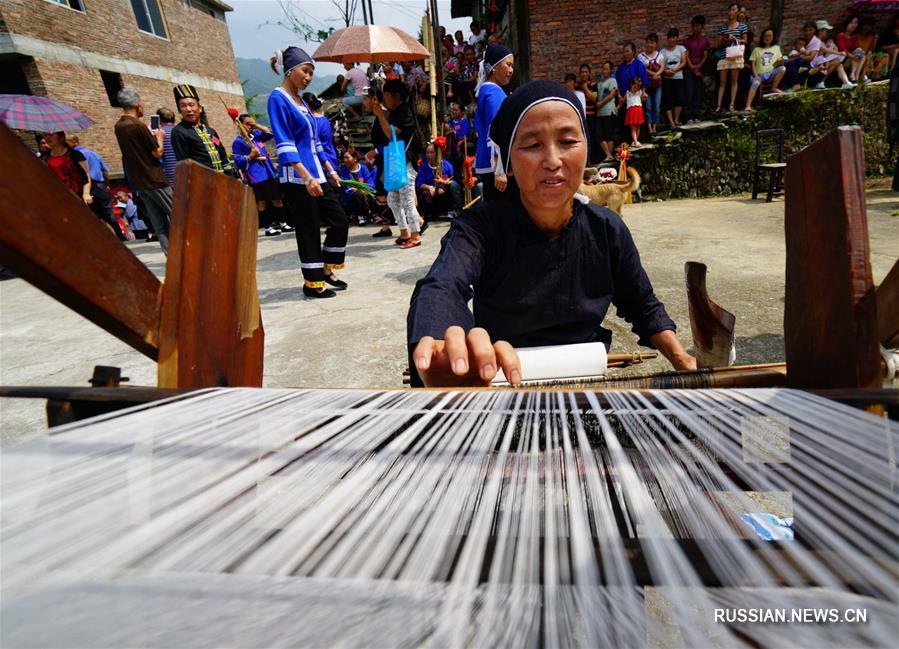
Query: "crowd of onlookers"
561 7 899 157
34 11 899 248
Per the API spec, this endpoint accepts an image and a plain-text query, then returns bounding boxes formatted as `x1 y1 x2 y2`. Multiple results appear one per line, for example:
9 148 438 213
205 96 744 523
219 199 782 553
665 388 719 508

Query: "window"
46 0 85 12
100 70 123 107
130 0 168 38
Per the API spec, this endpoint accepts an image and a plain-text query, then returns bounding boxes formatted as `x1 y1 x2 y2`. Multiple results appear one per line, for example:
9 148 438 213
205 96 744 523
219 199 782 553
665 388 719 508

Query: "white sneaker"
814 82 825 89
264 226 281 236
841 82 856 89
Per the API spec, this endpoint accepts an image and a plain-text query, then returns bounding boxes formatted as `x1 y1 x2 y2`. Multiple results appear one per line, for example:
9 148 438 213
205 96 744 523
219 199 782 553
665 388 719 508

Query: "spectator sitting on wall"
743 27 786 111
879 14 899 74
341 62 368 117
170 84 237 176
836 15 866 83
784 22 821 90
454 45 480 107
809 21 855 90
682 15 711 123
856 17 879 80
114 87 171 254
116 191 148 235
156 107 178 187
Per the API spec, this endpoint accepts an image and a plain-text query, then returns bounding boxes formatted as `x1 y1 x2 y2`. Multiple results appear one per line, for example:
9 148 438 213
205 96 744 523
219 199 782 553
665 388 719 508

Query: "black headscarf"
488 79 587 175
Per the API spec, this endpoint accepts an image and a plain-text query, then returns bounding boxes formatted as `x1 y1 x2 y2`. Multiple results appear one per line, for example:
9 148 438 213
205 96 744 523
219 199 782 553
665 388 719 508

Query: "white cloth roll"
493 342 608 384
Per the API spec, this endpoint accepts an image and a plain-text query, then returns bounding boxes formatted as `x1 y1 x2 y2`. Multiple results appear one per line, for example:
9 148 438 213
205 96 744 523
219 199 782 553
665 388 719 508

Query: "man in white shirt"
468 20 486 46
341 62 369 116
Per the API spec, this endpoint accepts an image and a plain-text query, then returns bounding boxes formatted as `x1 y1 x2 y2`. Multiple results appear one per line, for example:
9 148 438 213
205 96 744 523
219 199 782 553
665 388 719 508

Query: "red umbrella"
0 95 95 132
313 25 430 64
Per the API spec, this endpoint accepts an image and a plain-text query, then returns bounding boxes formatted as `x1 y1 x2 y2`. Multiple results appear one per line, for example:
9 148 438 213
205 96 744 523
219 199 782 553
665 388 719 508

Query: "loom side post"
783 126 880 390
157 161 264 389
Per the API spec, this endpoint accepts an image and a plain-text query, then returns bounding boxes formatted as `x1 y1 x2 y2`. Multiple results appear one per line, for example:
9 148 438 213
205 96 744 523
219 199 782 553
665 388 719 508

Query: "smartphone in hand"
149 114 160 131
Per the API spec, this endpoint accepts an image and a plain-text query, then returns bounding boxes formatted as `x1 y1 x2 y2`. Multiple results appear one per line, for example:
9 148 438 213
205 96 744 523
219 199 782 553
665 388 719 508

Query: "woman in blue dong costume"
268 47 348 299
474 43 514 202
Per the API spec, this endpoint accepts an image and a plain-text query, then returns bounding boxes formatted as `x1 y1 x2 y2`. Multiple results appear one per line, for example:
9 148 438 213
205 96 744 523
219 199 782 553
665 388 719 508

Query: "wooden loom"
0 121 263 421
0 124 896 419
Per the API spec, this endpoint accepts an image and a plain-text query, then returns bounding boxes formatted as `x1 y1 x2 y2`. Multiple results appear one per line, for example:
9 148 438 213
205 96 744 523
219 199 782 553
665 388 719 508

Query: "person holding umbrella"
474 43 515 202
268 46 349 299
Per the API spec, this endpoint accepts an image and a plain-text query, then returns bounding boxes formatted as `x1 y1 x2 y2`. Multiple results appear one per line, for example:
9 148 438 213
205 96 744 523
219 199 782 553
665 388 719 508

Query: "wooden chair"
752 128 786 202
0 122 264 392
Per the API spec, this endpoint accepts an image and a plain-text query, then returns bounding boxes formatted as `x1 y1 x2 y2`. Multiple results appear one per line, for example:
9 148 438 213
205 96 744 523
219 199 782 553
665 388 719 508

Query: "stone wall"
628 82 893 200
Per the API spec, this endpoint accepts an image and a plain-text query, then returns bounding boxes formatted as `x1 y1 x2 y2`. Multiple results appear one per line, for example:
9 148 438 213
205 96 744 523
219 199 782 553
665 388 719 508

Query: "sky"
225 0 472 77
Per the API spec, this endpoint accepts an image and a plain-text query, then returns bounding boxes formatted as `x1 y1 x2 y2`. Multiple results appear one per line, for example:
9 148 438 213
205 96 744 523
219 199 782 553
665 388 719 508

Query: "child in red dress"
624 77 647 147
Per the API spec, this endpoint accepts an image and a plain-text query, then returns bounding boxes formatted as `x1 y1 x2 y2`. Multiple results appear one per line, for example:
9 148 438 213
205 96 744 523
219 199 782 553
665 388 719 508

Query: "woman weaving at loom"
408 80 697 387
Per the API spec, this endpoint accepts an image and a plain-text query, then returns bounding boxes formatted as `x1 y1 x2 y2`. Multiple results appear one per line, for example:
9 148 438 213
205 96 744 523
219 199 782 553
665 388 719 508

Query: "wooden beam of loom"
0 123 264 388
876 259 899 347
0 122 162 359
784 126 881 389
157 160 264 388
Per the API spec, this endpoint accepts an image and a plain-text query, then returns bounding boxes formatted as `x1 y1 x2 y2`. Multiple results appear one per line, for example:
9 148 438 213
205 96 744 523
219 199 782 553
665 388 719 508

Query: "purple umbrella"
0 94 95 133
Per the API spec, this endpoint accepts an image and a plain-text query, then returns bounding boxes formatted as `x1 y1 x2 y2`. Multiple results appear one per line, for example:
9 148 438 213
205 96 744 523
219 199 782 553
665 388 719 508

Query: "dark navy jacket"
407 193 675 384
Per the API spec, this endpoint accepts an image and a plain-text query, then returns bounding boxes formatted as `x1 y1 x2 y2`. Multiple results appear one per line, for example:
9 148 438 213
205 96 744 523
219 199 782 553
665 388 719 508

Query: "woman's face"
509 101 587 216
623 45 635 61
492 56 515 86
645 38 657 52
343 151 356 166
426 144 437 163
464 48 475 62
290 63 315 90
45 132 64 147
847 17 858 33
601 62 612 78
762 30 774 47
728 4 739 20
455 30 464 43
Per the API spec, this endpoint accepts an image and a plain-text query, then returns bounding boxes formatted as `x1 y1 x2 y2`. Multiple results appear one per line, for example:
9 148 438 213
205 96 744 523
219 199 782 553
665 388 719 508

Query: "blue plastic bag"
383 125 409 192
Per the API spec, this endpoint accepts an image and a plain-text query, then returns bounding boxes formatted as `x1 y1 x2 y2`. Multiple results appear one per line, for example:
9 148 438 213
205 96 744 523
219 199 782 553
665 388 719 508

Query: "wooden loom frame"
0 123 896 423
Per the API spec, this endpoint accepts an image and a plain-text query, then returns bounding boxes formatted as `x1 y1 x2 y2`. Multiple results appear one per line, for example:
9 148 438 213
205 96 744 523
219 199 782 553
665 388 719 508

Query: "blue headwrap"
274 46 315 76
475 43 513 96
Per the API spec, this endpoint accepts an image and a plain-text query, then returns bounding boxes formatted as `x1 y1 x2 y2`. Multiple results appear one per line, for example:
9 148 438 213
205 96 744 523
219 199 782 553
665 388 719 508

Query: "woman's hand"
671 352 698 371
306 178 323 197
327 172 341 188
494 174 508 192
413 326 522 387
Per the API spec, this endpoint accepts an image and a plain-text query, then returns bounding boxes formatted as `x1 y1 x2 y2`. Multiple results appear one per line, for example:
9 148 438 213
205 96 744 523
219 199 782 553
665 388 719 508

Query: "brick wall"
2 0 245 176
1 0 240 82
526 0 868 80
29 58 244 177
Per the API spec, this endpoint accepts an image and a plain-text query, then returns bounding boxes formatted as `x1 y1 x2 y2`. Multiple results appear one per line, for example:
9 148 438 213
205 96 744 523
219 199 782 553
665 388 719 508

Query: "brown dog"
578 167 641 216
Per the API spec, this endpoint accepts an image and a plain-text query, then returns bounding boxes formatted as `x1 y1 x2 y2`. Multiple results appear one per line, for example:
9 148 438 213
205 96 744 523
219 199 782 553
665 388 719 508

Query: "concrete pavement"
1 186 896 440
